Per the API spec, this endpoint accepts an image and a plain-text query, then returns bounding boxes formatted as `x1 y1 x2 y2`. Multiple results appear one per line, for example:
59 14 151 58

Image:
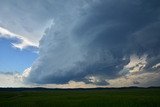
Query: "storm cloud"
27 0 160 86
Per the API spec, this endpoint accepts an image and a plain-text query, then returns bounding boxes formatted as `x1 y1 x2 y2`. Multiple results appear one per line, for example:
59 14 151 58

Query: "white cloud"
108 72 160 87
44 81 97 89
152 63 160 69
0 0 55 50
0 27 38 49
16 67 32 82
0 72 28 87
124 54 147 73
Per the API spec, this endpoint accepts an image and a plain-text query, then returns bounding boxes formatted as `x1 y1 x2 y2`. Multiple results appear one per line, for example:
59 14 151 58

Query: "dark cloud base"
27 0 160 85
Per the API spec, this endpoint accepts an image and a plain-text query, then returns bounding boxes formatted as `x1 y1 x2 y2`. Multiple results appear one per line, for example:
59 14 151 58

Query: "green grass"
0 88 160 107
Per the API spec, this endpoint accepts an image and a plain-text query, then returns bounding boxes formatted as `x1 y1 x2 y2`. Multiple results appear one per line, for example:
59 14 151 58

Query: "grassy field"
0 88 160 107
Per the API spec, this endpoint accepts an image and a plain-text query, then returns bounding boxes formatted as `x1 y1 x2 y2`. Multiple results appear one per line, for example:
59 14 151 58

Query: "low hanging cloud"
26 0 160 86
108 71 160 87
0 72 28 87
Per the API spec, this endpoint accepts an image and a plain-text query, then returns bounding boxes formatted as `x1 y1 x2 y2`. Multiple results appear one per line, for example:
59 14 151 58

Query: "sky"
0 0 160 88
0 38 37 72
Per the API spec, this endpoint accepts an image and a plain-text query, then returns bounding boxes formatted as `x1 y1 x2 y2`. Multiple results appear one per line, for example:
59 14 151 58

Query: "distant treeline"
0 86 160 92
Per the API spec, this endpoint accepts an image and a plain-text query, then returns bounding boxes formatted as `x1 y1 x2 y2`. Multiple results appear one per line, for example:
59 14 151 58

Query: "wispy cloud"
0 27 38 49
